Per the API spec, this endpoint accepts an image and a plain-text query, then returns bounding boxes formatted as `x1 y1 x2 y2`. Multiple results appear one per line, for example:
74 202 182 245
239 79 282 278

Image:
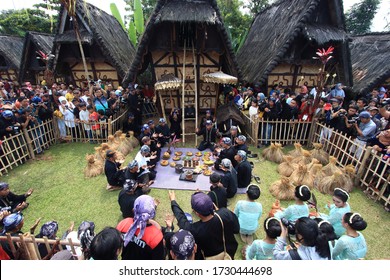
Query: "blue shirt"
246 240 275 260
274 204 309 222
357 120 377 141
94 97 108 113
320 203 351 237
331 232 367 260
234 200 262 234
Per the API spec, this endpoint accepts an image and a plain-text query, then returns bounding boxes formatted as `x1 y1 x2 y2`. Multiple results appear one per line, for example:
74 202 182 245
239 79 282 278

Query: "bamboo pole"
355 146 373 187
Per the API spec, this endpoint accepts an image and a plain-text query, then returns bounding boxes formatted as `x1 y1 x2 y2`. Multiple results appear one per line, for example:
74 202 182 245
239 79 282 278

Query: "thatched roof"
0 35 24 70
123 0 239 86
19 32 54 82
237 0 349 84
52 1 136 78
350 32 390 94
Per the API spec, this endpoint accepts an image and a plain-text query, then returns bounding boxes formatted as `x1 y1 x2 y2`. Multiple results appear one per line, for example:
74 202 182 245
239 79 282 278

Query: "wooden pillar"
355 146 373 187
107 119 113 137
22 128 35 160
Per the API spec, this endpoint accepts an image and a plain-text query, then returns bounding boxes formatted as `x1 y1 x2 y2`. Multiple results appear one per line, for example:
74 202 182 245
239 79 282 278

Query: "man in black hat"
214 137 237 170
196 120 219 151
104 150 124 191
118 179 144 218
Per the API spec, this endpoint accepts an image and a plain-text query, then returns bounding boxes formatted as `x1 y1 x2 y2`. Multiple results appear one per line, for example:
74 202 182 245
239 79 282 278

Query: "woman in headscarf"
116 195 164 260
234 150 252 190
220 158 238 198
58 96 76 138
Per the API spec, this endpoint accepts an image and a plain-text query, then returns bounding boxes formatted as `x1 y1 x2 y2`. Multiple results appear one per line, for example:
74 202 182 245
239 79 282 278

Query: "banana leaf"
128 19 137 46
110 3 125 31
134 0 144 35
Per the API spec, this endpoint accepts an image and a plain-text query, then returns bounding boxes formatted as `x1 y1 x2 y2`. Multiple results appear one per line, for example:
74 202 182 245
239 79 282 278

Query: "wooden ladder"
181 41 198 146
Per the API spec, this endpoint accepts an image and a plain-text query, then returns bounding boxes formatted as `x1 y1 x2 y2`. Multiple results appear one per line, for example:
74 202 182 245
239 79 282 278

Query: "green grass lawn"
4 142 390 259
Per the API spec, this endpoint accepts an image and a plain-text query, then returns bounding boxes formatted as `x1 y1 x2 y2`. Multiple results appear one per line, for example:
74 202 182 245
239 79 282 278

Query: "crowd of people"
1 77 388 260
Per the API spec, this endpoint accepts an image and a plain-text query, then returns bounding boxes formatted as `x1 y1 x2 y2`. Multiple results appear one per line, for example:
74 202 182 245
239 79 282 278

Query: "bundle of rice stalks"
310 143 329 165
277 156 297 177
322 156 342 176
292 150 312 165
269 176 295 200
129 131 139 148
288 143 306 158
317 171 346 194
94 147 104 162
262 143 284 163
307 163 324 189
117 134 132 156
290 164 310 187
115 151 126 162
343 164 356 181
114 130 123 140
268 199 282 217
84 154 103 177
107 135 119 150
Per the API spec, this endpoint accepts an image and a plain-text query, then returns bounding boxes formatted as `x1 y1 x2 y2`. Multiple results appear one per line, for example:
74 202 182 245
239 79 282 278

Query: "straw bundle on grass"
115 151 126 162
114 130 123 140
288 143 306 158
343 164 356 181
307 163 324 189
277 156 297 177
322 156 342 176
129 131 139 148
269 177 295 200
292 150 312 165
107 135 119 150
268 199 282 217
310 143 329 165
94 147 104 162
84 154 103 177
262 143 284 163
307 158 320 171
317 171 345 194
290 164 310 187
117 134 132 156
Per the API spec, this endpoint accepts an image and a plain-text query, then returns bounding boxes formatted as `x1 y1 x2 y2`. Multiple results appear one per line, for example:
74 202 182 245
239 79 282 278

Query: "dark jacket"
104 160 123 186
221 169 238 198
197 127 218 144
0 192 27 212
235 160 252 189
208 186 227 209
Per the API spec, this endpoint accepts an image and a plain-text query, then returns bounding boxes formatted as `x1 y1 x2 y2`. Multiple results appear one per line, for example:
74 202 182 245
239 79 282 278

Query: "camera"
348 117 359 124
380 98 390 106
0 206 11 212
13 126 20 134
281 217 296 235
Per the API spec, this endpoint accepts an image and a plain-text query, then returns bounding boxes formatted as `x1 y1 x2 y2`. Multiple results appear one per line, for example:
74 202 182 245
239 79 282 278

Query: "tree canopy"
345 0 380 35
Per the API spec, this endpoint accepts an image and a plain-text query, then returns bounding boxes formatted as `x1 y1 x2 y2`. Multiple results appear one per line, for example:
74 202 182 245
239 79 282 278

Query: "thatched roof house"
237 0 352 93
50 1 136 87
350 32 390 94
122 0 240 112
0 35 24 81
19 32 54 84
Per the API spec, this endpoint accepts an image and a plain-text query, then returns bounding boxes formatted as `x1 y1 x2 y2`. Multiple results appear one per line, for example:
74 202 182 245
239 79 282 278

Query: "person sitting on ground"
117 195 164 260
104 150 124 191
123 160 154 190
35 221 59 259
234 135 248 154
0 212 25 259
314 218 338 260
155 118 171 146
123 113 140 138
319 188 351 237
207 173 227 209
234 150 252 190
0 182 33 213
331 212 367 260
214 137 237 170
274 185 311 222
90 227 123 260
196 120 219 151
169 229 197 260
118 179 144 219
234 184 263 245
141 136 161 166
273 217 330 260
168 190 239 260
200 109 215 131
245 217 281 260
223 126 240 144
135 145 157 181
220 158 238 199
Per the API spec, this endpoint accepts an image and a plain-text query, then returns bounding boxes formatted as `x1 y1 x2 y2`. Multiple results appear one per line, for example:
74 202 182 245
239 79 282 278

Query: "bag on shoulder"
205 251 232 260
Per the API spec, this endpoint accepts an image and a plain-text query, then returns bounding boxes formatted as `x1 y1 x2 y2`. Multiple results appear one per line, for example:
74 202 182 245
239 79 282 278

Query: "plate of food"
173 156 181 161
174 151 183 156
162 152 170 160
203 169 212 176
160 160 169 166
195 151 202 157
204 160 214 166
200 164 208 170
186 152 193 156
170 162 176 167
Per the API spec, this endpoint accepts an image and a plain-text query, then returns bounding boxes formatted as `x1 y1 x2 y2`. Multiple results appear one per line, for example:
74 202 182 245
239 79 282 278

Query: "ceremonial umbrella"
154 73 182 91
202 71 238 85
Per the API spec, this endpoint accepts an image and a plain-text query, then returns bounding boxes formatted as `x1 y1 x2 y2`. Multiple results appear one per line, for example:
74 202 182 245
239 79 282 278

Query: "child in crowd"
234 184 263 244
319 188 351 237
98 109 108 139
331 212 367 260
53 106 66 142
274 185 311 222
87 105 99 139
245 217 281 260
79 103 92 143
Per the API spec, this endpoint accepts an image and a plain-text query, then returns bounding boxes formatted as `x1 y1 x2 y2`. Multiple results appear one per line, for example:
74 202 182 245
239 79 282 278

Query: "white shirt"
79 109 91 130
249 106 258 118
135 151 150 170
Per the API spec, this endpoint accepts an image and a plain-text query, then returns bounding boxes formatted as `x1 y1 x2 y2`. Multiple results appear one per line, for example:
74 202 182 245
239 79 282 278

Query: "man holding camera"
349 111 377 158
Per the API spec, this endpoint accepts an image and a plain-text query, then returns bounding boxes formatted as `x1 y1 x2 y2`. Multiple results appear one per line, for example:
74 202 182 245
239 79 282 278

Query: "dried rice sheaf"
288 142 306 158
117 134 133 155
129 131 140 148
310 143 329 165
290 164 310 187
322 156 342 176
317 171 345 194
84 154 103 177
292 150 312 165
269 176 296 200
262 143 284 163
107 135 119 150
277 155 297 177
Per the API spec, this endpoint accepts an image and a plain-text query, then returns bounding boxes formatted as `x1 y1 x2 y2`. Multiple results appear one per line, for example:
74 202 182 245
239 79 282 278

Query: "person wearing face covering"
116 195 164 260
58 96 76 137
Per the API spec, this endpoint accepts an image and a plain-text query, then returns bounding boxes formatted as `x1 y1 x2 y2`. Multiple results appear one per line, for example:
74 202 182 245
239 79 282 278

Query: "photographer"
349 111 377 158
0 110 21 139
37 94 53 122
378 98 390 130
338 105 359 137
273 217 330 260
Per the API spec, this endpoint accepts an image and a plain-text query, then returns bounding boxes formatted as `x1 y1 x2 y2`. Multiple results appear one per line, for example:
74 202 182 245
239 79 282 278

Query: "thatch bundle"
262 143 284 163
114 130 123 140
288 143 306 158
317 171 346 194
117 134 133 156
84 154 104 177
307 158 320 171
128 131 139 149
307 163 324 189
290 164 310 187
94 146 104 162
343 164 356 181
269 177 295 200
322 156 342 176
107 135 119 150
268 199 282 217
115 151 126 162
310 143 329 165
277 156 297 177
292 150 312 165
